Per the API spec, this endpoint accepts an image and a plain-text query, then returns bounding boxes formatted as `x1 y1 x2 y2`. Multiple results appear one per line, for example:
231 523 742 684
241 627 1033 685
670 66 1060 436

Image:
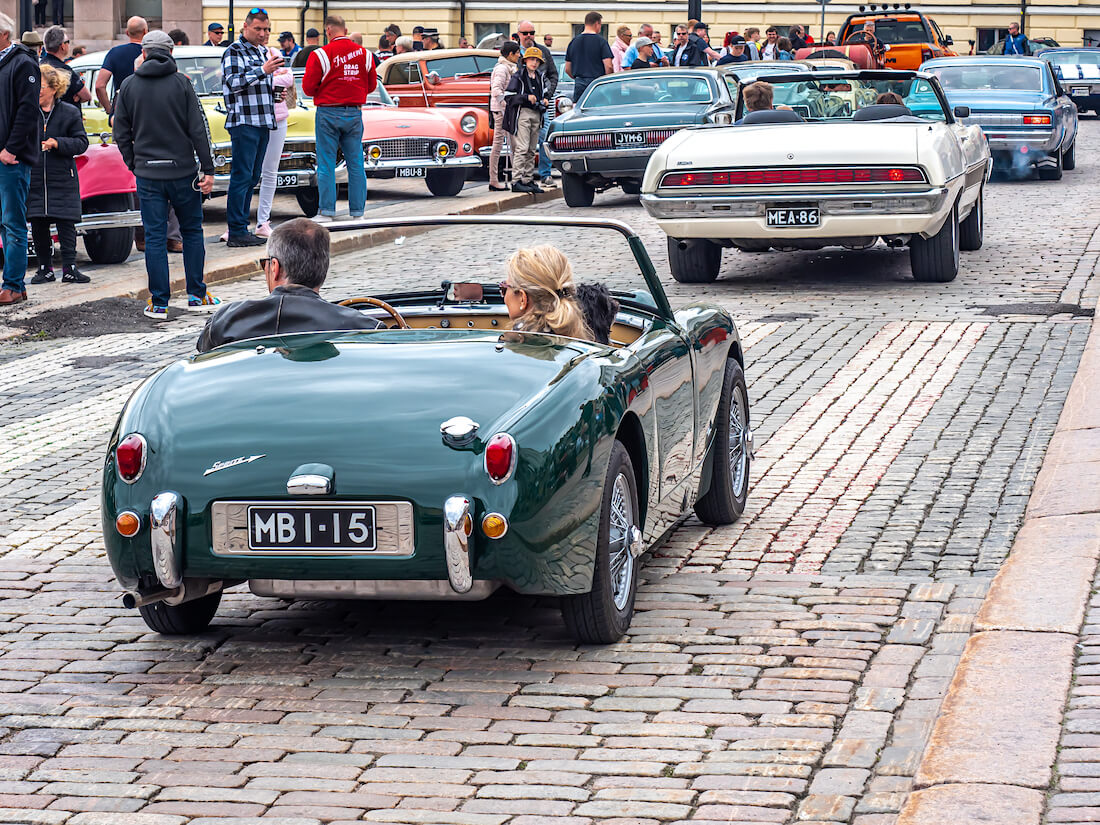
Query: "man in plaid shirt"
221 7 281 247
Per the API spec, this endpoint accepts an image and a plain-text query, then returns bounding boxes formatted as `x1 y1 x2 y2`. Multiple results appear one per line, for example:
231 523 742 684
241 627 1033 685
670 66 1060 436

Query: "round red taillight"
888 168 904 182
116 433 147 483
485 433 517 485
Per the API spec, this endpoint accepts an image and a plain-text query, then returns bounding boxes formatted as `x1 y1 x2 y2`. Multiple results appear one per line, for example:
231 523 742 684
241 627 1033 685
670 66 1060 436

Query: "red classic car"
290 77 485 213
0 140 141 266
377 49 496 162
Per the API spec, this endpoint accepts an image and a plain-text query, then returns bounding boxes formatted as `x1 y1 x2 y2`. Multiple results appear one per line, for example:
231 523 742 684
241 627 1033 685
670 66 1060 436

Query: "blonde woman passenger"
500 245 593 340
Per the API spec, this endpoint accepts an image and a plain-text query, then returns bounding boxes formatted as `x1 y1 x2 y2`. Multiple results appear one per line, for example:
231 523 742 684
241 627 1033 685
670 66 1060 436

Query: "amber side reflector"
482 513 508 539
116 511 141 537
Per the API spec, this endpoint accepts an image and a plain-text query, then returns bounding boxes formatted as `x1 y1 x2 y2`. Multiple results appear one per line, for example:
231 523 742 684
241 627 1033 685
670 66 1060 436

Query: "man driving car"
197 218 382 352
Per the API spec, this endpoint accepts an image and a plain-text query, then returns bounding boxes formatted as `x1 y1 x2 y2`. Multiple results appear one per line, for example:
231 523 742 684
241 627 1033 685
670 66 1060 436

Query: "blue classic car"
1039 47 1100 115
918 56 1077 180
546 68 737 207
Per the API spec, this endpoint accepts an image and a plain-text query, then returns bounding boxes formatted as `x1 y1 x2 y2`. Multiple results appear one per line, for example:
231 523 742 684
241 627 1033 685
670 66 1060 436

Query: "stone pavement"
0 120 1097 824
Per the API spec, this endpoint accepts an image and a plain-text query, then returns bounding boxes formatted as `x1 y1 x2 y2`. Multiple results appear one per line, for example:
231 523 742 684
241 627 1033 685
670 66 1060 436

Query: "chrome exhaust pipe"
122 579 223 609
122 586 180 609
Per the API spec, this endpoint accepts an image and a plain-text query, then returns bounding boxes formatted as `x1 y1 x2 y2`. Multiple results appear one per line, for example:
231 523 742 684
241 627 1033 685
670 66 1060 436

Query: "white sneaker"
219 229 228 242
255 222 273 238
311 214 334 224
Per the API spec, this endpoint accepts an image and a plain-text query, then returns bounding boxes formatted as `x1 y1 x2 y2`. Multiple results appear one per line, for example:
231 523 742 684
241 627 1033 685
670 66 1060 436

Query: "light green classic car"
101 216 753 644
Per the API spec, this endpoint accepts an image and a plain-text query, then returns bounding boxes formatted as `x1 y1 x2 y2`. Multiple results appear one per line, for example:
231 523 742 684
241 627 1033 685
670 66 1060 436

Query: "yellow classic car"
70 45 323 215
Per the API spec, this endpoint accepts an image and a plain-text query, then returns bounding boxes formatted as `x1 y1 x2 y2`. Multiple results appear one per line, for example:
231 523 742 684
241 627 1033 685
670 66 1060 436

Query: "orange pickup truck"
836 5 958 70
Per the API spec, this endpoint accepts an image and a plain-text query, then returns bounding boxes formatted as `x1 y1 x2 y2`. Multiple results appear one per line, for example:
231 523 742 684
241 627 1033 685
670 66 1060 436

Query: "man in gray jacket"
113 30 218 319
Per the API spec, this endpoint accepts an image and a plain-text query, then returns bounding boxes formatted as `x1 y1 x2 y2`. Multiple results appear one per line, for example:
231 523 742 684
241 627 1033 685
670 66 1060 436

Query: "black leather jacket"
197 285 382 352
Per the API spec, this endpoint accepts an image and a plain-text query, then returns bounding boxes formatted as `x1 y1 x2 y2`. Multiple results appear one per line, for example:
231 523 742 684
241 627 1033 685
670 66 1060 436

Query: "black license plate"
615 131 646 147
396 167 426 177
766 206 820 227
247 504 376 551
276 173 299 187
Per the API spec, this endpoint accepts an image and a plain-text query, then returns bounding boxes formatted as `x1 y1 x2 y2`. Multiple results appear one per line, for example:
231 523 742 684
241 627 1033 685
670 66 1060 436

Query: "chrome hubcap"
728 385 750 497
608 472 635 611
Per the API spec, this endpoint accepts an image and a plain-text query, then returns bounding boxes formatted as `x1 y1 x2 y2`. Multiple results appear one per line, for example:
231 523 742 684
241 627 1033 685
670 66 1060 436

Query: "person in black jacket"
197 218 381 352
503 47 548 194
29 64 89 285
0 15 42 306
113 30 217 320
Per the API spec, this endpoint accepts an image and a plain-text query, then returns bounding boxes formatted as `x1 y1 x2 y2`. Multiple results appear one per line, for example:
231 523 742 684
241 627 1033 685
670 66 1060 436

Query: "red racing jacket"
302 36 377 106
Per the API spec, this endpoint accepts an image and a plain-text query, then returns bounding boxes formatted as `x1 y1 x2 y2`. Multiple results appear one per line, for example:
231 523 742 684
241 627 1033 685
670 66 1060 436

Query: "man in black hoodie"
113 30 218 320
0 13 42 306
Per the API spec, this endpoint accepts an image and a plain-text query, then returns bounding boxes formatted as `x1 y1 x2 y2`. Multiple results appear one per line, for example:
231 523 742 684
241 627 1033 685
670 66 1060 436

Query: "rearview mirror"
953 105 970 118
556 97 573 114
450 282 484 302
944 35 954 46
426 71 441 86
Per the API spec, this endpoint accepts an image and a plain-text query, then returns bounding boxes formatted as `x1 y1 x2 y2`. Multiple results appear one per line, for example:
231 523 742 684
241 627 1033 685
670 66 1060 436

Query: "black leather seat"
852 103 913 121
739 109 806 124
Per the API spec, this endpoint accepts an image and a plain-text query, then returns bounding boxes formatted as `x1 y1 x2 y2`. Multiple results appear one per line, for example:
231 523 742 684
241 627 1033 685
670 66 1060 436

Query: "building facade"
4 0 1097 55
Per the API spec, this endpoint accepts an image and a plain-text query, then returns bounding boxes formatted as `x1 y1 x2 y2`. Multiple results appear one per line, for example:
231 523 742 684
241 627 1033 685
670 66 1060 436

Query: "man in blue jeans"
302 15 375 220
0 14 42 306
113 31 218 319
221 8 281 246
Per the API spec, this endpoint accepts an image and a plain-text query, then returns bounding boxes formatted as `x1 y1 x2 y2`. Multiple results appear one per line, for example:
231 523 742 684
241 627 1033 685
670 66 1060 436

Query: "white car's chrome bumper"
366 156 482 172
641 188 951 239
76 209 144 233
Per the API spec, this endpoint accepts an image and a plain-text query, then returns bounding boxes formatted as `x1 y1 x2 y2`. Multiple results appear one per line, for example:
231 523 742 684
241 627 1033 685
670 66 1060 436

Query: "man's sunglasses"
259 256 277 269
248 7 268 14
519 30 535 35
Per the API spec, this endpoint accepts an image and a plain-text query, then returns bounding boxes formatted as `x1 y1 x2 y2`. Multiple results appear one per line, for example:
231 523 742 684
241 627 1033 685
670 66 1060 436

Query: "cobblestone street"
0 120 1097 825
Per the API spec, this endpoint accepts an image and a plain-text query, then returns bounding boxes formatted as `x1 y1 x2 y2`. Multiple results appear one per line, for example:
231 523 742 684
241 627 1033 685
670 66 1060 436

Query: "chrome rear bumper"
76 209 143 233
248 578 499 600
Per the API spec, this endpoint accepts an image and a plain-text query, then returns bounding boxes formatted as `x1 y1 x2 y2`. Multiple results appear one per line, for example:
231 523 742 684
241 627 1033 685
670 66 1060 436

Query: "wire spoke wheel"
608 472 635 611
728 383 750 499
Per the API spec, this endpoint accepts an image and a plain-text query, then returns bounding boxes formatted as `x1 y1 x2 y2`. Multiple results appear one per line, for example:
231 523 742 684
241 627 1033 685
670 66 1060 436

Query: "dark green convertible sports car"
102 216 753 643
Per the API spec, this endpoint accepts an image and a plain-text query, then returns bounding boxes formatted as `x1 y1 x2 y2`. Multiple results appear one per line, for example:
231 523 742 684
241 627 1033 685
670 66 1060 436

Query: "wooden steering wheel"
337 296 410 329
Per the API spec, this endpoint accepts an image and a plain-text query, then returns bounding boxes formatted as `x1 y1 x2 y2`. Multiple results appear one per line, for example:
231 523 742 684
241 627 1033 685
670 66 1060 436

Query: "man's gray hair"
267 218 331 290
0 13 14 37
44 26 67 53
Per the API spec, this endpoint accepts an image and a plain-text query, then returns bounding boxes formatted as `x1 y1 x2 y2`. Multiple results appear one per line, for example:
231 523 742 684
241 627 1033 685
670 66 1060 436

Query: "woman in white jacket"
488 41 520 191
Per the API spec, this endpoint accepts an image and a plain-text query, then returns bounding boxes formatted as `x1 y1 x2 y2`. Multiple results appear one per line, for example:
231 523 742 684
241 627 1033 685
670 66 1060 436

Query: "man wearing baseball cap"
717 34 751 64
278 31 300 59
205 22 225 47
112 30 218 319
629 36 660 69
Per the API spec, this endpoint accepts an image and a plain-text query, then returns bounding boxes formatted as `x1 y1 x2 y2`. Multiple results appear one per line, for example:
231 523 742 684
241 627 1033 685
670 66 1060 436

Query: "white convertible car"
641 70 992 283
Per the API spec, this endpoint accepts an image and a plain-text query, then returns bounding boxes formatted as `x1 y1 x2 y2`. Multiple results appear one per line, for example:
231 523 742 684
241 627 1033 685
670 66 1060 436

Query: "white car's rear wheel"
668 238 721 283
910 203 959 283
959 187 983 252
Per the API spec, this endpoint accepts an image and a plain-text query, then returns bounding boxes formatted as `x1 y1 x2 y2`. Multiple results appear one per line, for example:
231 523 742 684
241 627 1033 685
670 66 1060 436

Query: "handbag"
283 81 297 110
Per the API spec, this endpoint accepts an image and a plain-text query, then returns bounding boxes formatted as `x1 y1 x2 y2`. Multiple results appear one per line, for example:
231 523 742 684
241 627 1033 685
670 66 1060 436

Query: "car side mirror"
391 95 401 105
556 97 573 114
426 71 441 86
953 105 970 118
944 35 954 46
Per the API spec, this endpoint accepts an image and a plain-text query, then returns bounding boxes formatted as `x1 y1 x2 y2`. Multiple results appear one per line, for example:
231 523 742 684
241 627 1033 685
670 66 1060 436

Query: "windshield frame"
733 70 951 122
315 214 675 320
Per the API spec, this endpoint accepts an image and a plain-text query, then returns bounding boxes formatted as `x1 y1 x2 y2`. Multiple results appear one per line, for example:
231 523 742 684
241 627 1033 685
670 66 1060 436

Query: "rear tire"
695 359 751 525
561 442 640 644
295 187 320 217
1062 139 1076 171
620 179 642 196
959 187 983 251
1039 149 1063 181
138 590 221 635
561 172 596 207
426 167 467 197
910 203 959 283
81 193 136 264
668 237 722 283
